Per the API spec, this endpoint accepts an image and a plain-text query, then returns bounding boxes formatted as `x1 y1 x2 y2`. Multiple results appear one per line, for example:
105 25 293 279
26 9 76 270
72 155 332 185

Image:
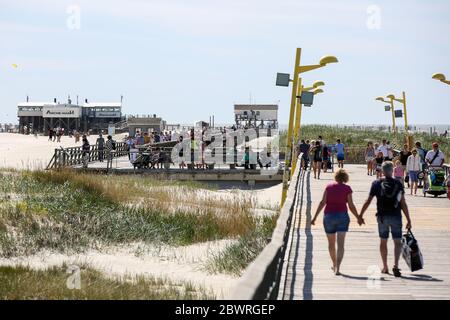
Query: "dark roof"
234 104 278 111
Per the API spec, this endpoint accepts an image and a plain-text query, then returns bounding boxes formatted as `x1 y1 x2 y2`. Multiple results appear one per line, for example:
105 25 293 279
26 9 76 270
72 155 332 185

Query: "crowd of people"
47 127 65 142
364 139 446 195
297 136 346 179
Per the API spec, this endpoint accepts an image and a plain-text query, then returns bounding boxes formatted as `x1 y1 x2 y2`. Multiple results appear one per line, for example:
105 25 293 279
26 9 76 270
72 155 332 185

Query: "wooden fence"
46 142 129 169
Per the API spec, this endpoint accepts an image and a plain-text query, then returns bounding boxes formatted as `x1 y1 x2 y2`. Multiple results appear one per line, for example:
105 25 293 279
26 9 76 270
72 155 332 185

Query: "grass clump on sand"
206 214 278 276
0 265 213 300
0 170 257 257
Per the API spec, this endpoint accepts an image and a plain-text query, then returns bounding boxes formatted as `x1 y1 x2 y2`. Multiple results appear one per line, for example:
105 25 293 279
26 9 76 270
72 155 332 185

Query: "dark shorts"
377 215 402 239
337 154 345 161
323 212 350 234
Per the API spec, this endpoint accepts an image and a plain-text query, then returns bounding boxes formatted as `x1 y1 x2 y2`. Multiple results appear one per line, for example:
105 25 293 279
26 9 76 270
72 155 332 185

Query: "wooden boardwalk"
279 164 450 300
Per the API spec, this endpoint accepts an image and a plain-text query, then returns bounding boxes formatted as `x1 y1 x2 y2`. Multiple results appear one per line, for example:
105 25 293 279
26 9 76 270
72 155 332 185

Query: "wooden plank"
280 164 450 300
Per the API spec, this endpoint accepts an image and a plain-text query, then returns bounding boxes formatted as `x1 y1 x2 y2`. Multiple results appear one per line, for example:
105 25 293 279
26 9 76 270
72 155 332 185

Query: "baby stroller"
423 167 447 198
132 152 151 169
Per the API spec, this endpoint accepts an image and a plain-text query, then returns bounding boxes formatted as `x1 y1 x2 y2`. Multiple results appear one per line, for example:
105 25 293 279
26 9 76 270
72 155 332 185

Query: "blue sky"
1 0 449 125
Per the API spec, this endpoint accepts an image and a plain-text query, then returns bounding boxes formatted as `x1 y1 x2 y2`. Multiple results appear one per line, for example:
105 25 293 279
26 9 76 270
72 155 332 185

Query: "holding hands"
357 215 365 226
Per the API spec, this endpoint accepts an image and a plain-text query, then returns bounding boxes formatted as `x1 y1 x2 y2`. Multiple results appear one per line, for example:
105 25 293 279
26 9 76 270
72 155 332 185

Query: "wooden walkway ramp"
278 164 450 300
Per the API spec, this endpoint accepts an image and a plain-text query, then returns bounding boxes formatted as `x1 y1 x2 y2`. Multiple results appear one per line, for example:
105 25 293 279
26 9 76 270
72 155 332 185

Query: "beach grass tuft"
0 264 214 300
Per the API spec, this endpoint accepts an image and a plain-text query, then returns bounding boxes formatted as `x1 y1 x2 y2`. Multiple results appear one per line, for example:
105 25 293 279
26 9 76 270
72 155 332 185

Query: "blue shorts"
409 171 419 182
337 154 345 161
377 215 402 239
323 212 350 234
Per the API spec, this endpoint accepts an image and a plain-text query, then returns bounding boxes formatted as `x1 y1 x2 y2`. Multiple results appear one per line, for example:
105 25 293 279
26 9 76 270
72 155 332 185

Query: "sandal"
392 267 402 277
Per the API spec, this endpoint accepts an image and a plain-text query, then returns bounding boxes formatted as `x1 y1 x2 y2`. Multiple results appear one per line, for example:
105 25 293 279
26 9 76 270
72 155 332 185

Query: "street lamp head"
432 73 446 82
386 94 396 100
375 97 385 102
313 88 324 95
319 55 338 66
312 81 325 88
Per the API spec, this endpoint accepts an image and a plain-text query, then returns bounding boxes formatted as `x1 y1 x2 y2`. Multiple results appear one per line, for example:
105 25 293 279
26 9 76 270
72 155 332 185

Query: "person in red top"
311 169 364 275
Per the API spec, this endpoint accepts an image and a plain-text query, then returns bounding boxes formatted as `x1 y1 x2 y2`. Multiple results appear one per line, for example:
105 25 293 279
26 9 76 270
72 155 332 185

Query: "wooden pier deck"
72 156 283 183
279 164 450 300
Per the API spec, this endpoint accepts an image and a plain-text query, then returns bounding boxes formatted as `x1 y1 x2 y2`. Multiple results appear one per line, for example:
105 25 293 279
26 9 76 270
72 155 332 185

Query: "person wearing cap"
425 142 445 168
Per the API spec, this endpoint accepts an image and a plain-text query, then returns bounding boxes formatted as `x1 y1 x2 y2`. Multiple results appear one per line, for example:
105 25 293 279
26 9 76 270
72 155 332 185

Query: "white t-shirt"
425 150 445 166
377 145 389 157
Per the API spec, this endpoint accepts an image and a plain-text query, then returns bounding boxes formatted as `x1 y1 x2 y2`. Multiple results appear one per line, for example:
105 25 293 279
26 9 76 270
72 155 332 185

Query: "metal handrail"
232 154 304 300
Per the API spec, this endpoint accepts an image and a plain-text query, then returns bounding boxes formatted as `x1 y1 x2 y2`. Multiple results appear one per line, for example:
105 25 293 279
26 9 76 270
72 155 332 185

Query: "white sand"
0 133 122 170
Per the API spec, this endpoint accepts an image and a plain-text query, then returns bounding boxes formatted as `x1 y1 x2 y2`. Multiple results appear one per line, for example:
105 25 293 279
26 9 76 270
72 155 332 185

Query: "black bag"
111 140 117 150
405 175 410 184
402 230 424 272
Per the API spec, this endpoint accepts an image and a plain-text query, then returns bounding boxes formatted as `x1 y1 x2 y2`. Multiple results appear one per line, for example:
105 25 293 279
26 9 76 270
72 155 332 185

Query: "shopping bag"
402 230 424 272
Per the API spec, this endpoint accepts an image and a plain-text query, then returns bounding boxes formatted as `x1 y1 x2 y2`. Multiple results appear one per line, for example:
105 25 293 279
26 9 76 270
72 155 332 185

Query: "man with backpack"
359 161 412 277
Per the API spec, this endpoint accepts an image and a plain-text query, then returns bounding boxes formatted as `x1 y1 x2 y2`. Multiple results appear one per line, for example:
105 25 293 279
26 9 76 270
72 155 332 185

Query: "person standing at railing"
81 135 90 169
105 135 115 170
311 169 363 275
96 133 105 162
298 139 310 170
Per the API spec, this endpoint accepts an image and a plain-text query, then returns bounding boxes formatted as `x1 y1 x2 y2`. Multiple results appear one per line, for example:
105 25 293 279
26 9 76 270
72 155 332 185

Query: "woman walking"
311 141 322 179
406 149 421 195
399 144 412 187
365 142 376 176
311 169 363 275
375 151 384 178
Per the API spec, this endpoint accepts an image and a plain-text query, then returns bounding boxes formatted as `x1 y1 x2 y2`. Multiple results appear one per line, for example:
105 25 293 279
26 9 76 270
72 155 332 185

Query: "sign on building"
43 105 80 118
95 111 121 118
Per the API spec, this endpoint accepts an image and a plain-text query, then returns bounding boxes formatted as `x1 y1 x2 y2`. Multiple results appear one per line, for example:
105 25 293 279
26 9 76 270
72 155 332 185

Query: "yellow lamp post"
278 48 338 206
432 73 450 85
291 81 325 176
387 92 409 133
375 96 397 134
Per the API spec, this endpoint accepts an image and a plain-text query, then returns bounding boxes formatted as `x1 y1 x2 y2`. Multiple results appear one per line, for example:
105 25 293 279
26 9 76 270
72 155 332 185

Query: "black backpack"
378 178 402 214
111 140 116 150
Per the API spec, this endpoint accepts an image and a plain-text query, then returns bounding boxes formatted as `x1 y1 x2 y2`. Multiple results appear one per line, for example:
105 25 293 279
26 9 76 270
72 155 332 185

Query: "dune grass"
279 124 449 162
206 214 278 276
0 265 213 300
0 170 258 257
